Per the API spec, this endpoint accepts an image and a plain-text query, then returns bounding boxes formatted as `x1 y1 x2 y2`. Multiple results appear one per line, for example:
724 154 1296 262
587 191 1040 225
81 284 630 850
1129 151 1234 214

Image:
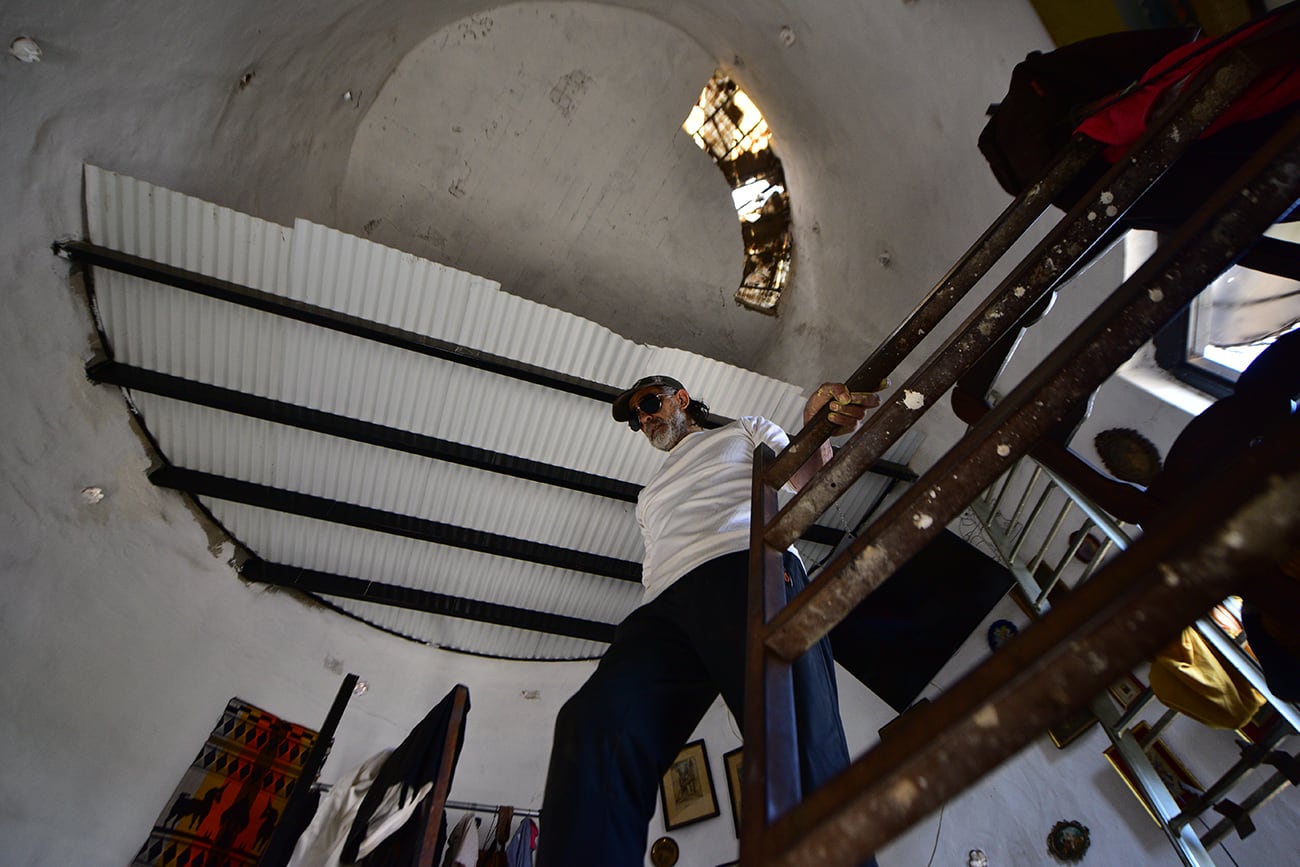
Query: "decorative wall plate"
987 619 1019 650
1094 428 1162 485
650 836 679 867
1046 819 1091 862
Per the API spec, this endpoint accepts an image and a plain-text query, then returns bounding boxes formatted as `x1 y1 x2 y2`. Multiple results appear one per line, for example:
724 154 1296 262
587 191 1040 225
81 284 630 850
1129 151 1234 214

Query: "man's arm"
786 382 883 492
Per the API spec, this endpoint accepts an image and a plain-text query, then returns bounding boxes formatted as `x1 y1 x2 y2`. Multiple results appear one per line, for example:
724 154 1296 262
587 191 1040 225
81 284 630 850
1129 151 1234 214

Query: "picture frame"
660 739 720 830
1107 673 1146 709
1103 721 1204 823
723 747 744 837
1047 704 1098 749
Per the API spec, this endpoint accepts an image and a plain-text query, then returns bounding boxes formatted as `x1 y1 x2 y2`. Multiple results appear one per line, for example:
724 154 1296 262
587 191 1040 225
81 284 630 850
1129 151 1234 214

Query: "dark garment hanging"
340 684 472 865
478 806 512 867
979 9 1300 225
978 25 1198 209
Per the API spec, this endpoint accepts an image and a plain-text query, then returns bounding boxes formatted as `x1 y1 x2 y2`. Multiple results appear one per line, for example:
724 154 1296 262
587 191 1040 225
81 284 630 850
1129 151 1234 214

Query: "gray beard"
647 411 689 451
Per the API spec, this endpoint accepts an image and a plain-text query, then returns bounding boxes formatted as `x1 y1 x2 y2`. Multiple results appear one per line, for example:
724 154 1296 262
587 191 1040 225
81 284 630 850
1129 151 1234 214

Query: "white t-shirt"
635 416 790 602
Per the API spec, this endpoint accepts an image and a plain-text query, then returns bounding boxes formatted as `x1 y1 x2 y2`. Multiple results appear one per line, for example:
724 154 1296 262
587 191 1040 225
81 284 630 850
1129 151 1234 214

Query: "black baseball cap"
611 375 686 423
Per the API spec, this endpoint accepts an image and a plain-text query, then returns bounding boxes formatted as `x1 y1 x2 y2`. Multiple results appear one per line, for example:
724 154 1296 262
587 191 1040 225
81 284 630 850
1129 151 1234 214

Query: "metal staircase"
741 11 1300 866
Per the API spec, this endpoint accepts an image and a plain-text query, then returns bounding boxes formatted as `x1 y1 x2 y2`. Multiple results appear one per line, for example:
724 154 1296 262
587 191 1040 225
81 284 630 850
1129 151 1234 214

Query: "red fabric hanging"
1076 16 1300 162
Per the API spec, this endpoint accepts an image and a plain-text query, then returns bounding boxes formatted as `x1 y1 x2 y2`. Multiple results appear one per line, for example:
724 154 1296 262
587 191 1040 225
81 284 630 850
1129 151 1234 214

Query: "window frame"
1153 302 1236 400
1152 232 1300 400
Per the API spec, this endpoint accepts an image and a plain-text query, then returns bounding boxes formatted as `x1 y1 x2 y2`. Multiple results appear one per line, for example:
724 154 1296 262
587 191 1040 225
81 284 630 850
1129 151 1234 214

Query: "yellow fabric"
1149 627 1264 729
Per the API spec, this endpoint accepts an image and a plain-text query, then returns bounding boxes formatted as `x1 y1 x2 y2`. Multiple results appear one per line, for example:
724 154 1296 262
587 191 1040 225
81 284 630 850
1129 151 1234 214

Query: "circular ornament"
987 619 1019 650
1046 819 1091 862
1094 428 1162 485
650 836 679 867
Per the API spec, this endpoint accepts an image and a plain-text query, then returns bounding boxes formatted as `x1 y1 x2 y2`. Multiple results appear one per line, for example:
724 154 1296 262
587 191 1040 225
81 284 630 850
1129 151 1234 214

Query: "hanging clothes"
1149 627 1264 730
504 817 537 867
286 749 433 866
478 806 512 867
441 813 479 867
285 685 471 867
344 685 471 865
1075 14 1300 163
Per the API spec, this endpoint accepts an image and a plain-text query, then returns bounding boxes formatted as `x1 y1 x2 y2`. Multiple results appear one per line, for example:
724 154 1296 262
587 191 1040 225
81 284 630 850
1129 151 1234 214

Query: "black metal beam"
90 360 641 501
858 458 915 482
242 558 617 643
99 360 867 543
797 523 846 548
62 239 913 479
59 240 626 404
148 465 642 582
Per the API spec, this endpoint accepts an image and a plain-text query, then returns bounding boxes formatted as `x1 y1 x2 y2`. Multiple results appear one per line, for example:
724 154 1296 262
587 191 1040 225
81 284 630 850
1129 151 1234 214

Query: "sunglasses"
627 391 677 431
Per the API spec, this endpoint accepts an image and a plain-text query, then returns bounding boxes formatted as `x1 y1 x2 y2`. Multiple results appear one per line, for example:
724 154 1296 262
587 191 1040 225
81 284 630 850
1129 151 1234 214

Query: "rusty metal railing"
741 11 1300 866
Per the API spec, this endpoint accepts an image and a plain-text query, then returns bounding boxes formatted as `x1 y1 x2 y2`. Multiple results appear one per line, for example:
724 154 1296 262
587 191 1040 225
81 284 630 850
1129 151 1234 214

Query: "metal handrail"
741 13 1300 866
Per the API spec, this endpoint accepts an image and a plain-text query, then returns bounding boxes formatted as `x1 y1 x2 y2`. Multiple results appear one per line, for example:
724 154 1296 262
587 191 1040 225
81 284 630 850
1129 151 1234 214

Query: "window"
682 72 792 313
1152 221 1300 398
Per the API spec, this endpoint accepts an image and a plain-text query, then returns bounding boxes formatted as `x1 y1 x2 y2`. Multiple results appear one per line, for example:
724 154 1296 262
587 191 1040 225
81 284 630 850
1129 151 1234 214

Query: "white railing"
970 451 1298 867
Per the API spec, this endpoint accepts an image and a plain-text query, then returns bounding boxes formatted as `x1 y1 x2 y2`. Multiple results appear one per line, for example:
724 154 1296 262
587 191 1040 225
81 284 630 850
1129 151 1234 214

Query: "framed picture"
1047 704 1097 749
723 748 744 837
660 739 720 830
1108 673 1146 709
1237 704 1282 745
1103 721 1204 823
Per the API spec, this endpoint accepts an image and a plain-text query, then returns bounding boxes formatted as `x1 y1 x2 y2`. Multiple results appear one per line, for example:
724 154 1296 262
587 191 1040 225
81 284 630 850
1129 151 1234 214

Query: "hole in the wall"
682 71 793 314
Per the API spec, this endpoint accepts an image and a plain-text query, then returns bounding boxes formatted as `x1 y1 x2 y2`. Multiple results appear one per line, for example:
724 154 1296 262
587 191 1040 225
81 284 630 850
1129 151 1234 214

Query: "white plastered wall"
2 1 1297 866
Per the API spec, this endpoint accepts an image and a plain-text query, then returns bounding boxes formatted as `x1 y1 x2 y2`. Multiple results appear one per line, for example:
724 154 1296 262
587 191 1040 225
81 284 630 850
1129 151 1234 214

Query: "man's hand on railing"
784 382 887 493
804 381 885 436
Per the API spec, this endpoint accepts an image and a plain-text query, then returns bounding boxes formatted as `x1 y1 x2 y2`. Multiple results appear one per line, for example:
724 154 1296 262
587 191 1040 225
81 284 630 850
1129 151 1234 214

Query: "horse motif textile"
133 697 319 867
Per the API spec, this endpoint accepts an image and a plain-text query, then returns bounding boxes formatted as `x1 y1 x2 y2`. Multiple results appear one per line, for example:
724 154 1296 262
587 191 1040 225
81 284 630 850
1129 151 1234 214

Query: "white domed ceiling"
337 2 779 367
20 0 1054 661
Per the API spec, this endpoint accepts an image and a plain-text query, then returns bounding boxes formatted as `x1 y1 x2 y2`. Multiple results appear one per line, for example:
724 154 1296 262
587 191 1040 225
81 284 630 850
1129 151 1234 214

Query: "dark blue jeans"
537 550 878 866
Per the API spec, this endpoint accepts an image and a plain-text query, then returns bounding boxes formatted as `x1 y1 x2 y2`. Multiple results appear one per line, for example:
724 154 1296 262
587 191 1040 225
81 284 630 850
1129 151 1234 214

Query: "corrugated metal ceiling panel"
94 270 288 397
85 165 291 292
208 502 639 624
94 270 658 484
130 393 644 561
83 166 921 660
